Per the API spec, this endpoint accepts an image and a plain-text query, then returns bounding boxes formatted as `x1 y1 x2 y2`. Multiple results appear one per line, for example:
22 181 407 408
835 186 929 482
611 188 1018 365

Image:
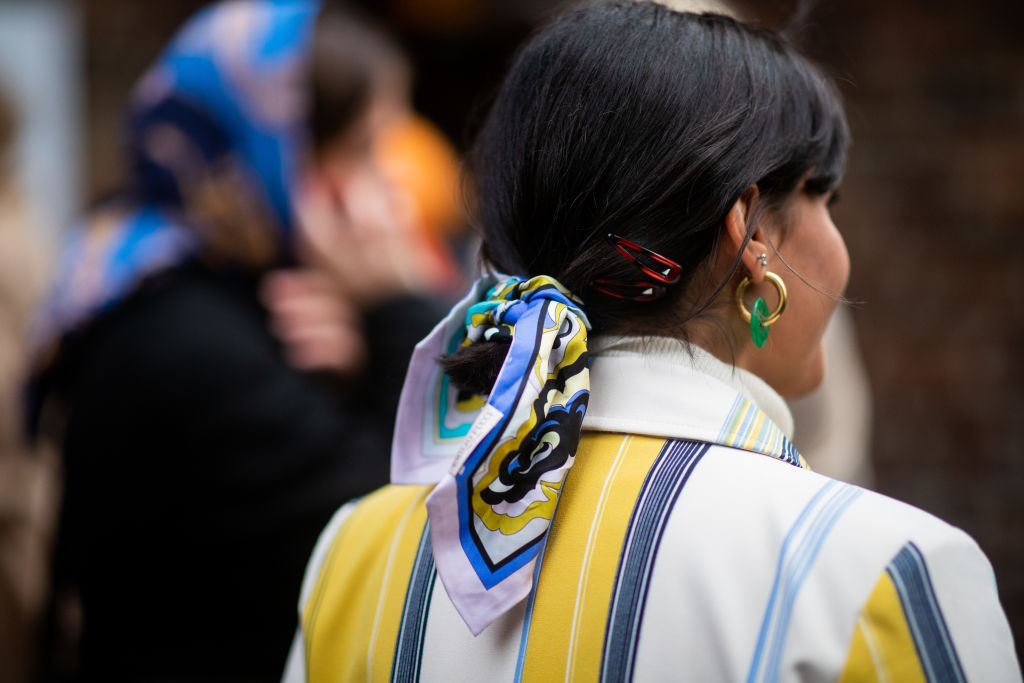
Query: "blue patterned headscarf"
33 0 319 358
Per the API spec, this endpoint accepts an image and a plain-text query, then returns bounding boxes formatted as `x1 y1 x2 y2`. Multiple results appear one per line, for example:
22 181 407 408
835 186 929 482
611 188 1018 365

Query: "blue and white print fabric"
391 274 591 634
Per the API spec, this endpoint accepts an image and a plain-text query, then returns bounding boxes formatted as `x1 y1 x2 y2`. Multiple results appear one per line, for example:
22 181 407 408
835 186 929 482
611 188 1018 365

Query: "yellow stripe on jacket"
840 570 927 683
519 433 666 682
302 485 430 682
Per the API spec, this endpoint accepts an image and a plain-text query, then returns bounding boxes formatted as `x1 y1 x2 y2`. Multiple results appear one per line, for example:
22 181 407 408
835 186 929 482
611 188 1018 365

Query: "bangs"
803 78 850 194
757 54 850 200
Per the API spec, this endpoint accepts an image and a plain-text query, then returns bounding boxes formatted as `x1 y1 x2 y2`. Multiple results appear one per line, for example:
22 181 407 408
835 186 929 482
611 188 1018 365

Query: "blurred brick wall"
83 0 208 198
86 0 1023 654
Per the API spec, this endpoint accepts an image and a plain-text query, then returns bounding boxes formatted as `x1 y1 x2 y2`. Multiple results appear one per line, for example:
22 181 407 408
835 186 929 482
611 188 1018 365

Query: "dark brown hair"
309 1 408 153
443 1 849 395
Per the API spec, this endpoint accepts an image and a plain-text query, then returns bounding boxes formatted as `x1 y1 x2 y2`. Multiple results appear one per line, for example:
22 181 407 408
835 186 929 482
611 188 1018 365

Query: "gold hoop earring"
735 271 787 348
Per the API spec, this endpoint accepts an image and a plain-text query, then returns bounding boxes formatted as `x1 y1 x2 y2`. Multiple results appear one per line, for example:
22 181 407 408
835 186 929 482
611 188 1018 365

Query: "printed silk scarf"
392 274 591 634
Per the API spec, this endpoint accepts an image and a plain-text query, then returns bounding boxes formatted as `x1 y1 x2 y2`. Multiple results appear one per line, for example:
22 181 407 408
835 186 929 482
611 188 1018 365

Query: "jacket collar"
584 336 805 468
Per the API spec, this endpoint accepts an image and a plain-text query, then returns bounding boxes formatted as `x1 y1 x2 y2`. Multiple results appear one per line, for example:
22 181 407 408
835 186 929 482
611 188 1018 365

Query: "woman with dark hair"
286 2 1019 681
30 1 449 679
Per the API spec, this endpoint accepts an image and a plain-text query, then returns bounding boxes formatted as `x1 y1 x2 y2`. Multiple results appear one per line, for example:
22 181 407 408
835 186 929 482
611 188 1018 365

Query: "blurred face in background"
312 73 410 190
300 69 414 241
294 68 455 306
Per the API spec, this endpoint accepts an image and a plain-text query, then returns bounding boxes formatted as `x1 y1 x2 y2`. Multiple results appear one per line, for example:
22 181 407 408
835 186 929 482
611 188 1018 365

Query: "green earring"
749 297 771 348
735 271 788 349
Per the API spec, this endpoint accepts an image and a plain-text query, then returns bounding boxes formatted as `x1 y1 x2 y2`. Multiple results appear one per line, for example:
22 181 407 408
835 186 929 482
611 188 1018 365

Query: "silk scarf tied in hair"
392 274 591 634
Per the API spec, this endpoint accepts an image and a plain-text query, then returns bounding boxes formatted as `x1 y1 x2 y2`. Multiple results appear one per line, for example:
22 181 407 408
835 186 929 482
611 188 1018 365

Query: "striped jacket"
284 338 1020 682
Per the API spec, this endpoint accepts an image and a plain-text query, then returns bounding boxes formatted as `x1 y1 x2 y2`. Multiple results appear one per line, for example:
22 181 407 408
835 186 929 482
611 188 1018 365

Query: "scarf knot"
464 276 589 345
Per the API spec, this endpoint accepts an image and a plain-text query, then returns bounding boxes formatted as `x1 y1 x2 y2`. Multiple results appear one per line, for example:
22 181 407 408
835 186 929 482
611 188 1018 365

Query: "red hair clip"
592 233 683 301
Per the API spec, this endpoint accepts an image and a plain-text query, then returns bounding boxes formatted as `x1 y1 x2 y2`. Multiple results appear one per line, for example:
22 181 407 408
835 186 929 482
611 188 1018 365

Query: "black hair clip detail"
593 233 682 302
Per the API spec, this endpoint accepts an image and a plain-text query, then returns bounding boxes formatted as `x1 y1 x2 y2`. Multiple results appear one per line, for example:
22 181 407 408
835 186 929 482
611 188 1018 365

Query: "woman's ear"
723 185 771 284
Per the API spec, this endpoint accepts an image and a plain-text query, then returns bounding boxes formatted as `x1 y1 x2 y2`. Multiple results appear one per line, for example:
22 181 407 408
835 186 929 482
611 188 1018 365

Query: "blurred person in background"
0 87 59 683
29 0 456 679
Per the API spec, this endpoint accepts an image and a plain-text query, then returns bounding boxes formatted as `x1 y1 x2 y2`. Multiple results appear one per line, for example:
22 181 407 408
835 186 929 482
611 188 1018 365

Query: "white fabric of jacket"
284 337 1020 682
